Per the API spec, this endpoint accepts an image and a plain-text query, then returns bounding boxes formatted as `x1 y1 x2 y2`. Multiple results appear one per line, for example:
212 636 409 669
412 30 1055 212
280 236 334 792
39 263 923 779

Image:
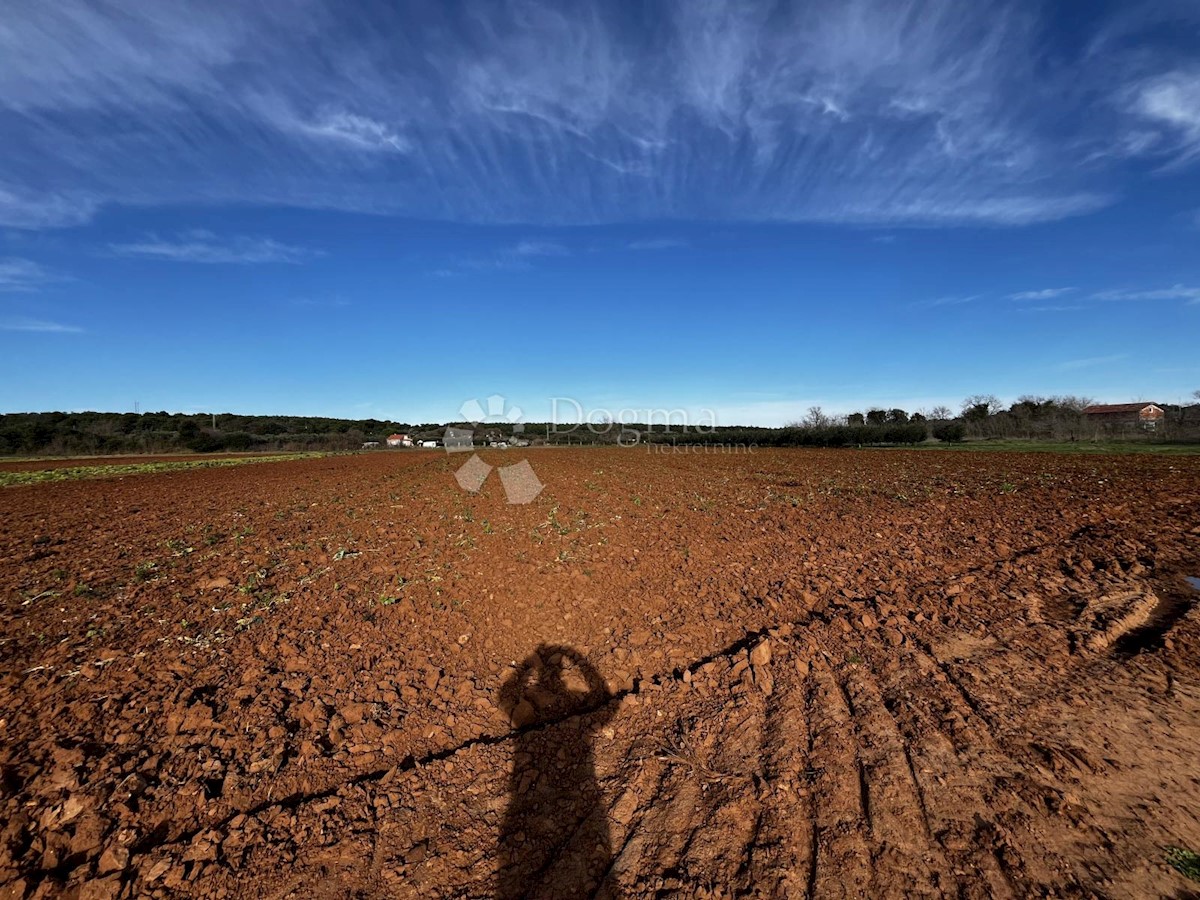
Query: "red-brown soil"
2 448 1199 898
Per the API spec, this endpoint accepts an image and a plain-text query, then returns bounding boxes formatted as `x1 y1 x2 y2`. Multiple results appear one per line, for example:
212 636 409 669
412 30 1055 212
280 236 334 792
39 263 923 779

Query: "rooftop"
1083 403 1160 415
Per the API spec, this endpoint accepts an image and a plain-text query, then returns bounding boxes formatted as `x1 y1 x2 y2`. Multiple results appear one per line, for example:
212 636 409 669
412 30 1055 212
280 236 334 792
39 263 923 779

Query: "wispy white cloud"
108 231 317 264
0 0 1163 228
830 193 1110 226
626 238 689 251
0 257 62 292
1008 286 1075 301
290 111 409 153
0 316 82 333
1018 304 1084 313
1057 353 1127 371
1093 284 1200 303
0 184 97 230
1127 69 1200 167
513 240 569 257
433 238 573 276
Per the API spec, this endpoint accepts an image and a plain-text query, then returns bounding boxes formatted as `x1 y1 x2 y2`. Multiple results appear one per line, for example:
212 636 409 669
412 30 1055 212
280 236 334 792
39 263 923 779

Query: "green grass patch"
902 440 1200 456
1166 846 1200 881
0 452 329 487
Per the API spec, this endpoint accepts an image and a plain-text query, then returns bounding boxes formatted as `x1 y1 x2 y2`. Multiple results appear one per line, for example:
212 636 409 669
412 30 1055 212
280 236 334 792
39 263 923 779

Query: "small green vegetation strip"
907 440 1200 456
0 453 330 487
1167 846 1200 882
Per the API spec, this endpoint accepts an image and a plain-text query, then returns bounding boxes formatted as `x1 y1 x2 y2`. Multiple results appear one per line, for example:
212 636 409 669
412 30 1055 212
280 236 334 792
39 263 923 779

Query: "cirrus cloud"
108 231 319 264
1093 284 1200 303
1008 287 1075 301
0 258 64 292
0 316 82 333
0 0 1195 228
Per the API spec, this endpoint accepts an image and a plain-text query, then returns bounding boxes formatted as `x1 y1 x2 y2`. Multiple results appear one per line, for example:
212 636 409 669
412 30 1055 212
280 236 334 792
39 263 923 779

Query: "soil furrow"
3 448 1199 898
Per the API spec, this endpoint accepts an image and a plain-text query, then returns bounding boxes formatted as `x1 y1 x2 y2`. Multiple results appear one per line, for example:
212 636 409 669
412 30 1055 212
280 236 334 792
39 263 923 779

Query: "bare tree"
961 394 1001 419
1054 395 1094 413
929 405 952 421
803 406 831 428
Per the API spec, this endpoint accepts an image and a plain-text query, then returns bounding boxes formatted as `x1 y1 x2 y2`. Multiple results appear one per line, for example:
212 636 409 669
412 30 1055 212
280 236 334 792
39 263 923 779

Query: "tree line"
790 393 1200 443
536 392 1200 447
0 411 426 455
3 393 1198 455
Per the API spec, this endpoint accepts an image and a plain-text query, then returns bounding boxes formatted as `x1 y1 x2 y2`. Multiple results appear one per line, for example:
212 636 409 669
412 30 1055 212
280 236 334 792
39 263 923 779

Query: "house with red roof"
1082 403 1164 430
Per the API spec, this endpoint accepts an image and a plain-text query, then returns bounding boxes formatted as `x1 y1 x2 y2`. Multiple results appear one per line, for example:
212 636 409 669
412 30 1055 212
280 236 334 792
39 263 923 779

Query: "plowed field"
2 448 1199 899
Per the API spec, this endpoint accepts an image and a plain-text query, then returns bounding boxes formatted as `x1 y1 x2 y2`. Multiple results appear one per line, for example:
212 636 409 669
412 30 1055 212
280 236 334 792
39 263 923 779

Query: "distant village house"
1082 403 1165 430
386 433 413 447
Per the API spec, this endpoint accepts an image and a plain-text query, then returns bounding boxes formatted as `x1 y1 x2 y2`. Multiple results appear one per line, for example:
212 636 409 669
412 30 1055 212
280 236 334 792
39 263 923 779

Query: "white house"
386 433 413 447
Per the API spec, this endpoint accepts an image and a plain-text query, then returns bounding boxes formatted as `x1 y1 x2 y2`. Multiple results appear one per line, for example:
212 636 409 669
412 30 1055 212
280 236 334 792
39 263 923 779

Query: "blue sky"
1 0 1198 426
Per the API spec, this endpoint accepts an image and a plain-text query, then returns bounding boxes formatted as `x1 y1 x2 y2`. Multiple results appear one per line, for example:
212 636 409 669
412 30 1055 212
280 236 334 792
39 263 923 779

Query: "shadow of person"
496 644 621 899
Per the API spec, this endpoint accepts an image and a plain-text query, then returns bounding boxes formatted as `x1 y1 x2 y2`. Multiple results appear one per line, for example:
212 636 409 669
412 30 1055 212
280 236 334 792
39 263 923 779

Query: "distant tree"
929 405 952 421
1010 395 1043 416
933 421 966 442
803 406 831 428
887 408 909 424
961 394 1001 422
865 409 887 426
910 412 926 423
846 412 865 426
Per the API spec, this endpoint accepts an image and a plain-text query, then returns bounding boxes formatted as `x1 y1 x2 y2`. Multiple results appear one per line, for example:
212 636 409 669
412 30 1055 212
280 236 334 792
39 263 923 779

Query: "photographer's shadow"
496 644 621 899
